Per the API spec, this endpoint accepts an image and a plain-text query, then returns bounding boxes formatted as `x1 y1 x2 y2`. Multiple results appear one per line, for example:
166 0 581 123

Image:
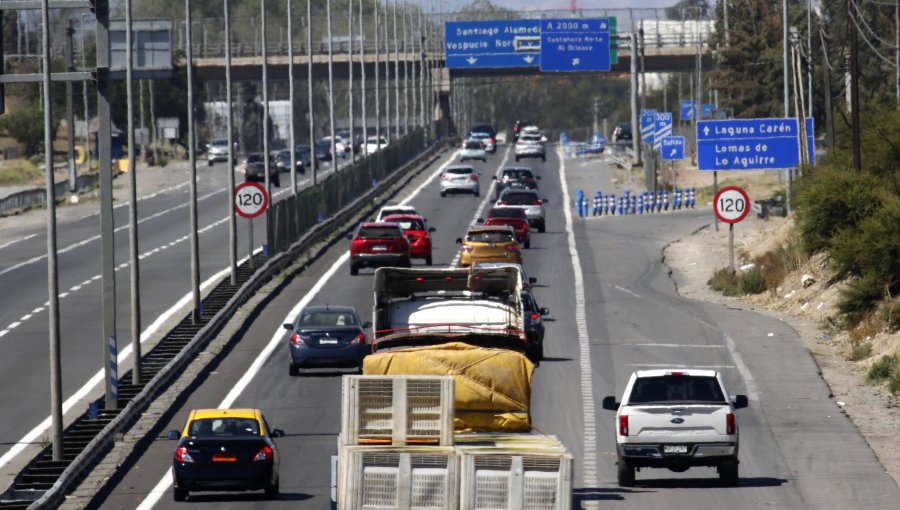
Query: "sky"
437 0 681 12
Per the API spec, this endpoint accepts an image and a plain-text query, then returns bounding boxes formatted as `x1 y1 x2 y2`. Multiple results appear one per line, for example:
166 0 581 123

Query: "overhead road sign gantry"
697 118 814 171
540 18 610 72
445 20 540 69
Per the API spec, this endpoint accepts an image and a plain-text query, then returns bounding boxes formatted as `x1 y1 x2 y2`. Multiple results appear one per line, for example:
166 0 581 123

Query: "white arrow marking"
523 55 534 64
670 149 677 156
703 126 711 136
466 57 477 65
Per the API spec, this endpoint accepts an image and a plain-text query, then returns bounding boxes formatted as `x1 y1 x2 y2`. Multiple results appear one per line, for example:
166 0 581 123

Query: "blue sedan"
283 305 371 375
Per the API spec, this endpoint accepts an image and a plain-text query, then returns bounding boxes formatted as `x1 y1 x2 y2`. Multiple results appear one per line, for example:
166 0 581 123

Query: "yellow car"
166 408 284 501
456 225 523 267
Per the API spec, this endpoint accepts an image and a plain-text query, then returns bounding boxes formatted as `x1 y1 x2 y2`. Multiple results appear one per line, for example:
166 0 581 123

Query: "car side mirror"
542 198 549 203
282 323 294 331
529 277 538 284
455 238 463 244
429 227 436 232
733 395 749 409
476 217 484 223
540 307 550 316
362 321 372 328
271 428 285 438
602 396 619 411
167 430 180 440
492 176 497 180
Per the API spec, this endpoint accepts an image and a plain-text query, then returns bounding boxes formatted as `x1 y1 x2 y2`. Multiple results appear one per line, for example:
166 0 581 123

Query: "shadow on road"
634 476 788 489
541 357 573 363
185 491 313 502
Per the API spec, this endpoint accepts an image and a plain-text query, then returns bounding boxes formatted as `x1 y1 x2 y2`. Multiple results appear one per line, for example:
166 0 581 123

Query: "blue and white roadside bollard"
638 193 644 214
580 195 589 217
690 187 696 208
630 195 637 215
673 189 681 210
575 189 584 217
593 191 603 216
608 194 616 215
663 190 670 211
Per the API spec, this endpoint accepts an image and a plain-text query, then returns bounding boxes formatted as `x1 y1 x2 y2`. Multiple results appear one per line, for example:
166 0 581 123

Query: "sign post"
713 186 751 274
235 182 269 269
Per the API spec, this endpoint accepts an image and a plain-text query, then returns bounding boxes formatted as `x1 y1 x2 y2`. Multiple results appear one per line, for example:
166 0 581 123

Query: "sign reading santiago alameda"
445 20 541 69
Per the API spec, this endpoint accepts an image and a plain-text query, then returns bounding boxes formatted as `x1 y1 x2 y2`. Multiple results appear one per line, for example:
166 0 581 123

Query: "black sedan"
283 305 371 375
167 408 284 501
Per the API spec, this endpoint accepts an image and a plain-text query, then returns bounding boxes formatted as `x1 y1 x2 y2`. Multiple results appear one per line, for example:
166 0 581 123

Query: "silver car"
515 133 546 162
459 139 487 162
495 189 548 232
440 165 480 197
206 138 230 165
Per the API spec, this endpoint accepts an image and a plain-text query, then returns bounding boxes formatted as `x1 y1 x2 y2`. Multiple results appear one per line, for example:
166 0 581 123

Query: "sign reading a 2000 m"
445 20 541 69
540 18 610 72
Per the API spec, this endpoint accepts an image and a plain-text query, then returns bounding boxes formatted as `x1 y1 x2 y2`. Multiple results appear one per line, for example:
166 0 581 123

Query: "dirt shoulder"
662 198 900 487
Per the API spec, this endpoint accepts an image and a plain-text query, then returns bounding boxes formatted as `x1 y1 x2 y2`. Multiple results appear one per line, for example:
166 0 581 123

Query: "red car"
348 222 411 275
382 214 435 266
481 207 531 248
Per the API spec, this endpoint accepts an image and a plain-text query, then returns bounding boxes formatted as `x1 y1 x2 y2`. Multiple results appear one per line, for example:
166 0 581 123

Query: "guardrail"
0 173 99 217
10 133 445 510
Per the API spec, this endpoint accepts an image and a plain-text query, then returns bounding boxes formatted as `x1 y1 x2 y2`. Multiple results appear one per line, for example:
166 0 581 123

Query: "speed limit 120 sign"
235 182 269 219
713 186 750 224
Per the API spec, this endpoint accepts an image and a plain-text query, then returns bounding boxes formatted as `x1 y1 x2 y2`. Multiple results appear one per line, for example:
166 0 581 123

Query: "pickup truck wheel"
719 463 739 486
617 460 635 487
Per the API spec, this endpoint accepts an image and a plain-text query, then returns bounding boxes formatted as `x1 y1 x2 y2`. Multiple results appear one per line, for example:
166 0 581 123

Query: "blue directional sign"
661 136 685 161
701 103 715 119
445 20 540 69
697 117 810 171
680 99 697 121
653 112 673 150
540 18 610 72
640 109 656 146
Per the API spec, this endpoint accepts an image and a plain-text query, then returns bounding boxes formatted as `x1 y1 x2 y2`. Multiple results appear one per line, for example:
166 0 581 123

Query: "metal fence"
0 173 99 216
267 129 425 254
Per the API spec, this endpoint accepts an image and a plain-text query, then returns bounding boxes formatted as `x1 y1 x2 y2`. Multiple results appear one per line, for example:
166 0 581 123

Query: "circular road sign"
713 186 750 224
235 182 269 219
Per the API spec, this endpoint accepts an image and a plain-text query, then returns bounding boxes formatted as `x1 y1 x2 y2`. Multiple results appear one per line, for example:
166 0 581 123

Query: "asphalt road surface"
87 147 898 509
0 159 339 481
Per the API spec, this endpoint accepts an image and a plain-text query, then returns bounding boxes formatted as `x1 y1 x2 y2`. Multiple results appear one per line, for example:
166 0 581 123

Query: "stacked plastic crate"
336 375 572 510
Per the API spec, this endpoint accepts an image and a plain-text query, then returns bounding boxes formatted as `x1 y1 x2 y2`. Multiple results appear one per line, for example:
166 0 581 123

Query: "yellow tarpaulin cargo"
363 342 534 432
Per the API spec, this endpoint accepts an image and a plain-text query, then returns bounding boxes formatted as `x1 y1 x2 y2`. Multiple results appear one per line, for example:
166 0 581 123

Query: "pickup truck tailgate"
625 405 730 442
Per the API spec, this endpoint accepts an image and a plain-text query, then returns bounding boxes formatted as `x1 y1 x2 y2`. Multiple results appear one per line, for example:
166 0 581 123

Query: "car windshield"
358 226 402 239
189 417 261 437
464 141 483 149
501 192 538 205
520 135 541 142
210 139 227 147
446 167 473 175
489 208 526 219
300 311 358 327
246 154 263 163
502 170 533 180
388 218 425 230
367 137 387 144
467 231 515 244
628 375 726 404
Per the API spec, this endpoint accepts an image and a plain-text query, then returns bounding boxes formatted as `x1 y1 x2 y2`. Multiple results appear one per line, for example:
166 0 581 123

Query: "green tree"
0 104 53 155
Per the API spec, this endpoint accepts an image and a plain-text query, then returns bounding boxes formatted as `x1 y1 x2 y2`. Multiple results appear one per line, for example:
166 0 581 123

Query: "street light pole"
125 0 142 385
225 0 237 284
307 0 317 185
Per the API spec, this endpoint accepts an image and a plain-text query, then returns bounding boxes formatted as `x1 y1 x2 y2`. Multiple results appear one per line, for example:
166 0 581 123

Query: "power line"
848 0 899 68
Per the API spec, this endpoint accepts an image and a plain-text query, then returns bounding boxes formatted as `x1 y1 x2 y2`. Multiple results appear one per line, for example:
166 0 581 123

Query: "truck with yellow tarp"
367 266 533 432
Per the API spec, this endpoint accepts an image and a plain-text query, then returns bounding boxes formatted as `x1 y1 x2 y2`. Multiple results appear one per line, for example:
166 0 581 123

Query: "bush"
708 266 767 296
753 237 805 293
793 167 883 255
866 352 897 383
837 274 885 326
0 160 42 186
847 341 872 361
832 198 900 283
0 105 52 156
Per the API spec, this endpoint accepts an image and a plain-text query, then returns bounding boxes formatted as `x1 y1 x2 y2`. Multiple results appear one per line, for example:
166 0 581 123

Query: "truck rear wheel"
617 460 635 487
719 463 739 486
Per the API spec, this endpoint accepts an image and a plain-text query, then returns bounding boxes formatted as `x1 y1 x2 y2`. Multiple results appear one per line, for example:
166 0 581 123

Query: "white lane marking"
558 147 599 505
626 364 736 369
19 314 32 322
136 150 459 510
0 233 37 251
8 322 20 329
0 263 242 472
0 330 7 339
626 343 725 349
31 307 43 314
449 148 510 266
613 285 641 299
723 333 760 400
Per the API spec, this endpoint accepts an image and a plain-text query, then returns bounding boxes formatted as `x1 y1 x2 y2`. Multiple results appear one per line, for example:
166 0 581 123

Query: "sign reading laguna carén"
697 118 803 171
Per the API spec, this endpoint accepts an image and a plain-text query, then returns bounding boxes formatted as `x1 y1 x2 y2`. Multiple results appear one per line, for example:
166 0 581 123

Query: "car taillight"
506 244 520 252
532 200 542 205
290 333 305 346
471 174 478 181
527 178 536 184
530 312 541 324
497 201 506 205
442 175 449 181
350 332 366 344
461 245 474 252
619 415 629 436
253 445 274 462
517 141 524 145
175 446 194 463
726 413 736 435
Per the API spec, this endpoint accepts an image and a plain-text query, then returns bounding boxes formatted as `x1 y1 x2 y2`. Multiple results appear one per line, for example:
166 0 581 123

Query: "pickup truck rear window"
502 193 538 205
629 375 726 404
467 232 515 244
358 227 402 239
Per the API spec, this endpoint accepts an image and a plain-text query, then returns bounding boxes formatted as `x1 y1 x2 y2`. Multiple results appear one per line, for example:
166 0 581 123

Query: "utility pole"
261 0 272 194
723 0 730 46
348 0 355 161
392 0 400 137
374 0 381 143
125 0 142 384
307 0 317 184
359 0 367 152
849 2 861 173
630 32 641 165
288 0 298 190
383 1 391 141
820 23 834 152
225 0 237 284
186 0 201 323
66 20 76 192
327 0 337 170
807 0 813 119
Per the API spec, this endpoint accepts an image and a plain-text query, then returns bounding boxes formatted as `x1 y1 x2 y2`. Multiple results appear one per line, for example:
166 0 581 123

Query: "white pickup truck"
602 369 749 487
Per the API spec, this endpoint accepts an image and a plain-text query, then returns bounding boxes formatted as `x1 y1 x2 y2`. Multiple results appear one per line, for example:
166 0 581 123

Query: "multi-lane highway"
0 160 339 481
70 144 900 509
